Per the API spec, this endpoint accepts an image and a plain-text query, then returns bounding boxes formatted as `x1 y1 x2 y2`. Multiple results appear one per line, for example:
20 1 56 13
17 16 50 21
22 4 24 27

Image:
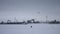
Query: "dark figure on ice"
30 26 32 28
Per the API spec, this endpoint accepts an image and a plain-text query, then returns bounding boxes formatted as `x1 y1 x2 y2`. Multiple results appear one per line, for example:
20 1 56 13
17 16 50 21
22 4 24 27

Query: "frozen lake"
0 24 60 34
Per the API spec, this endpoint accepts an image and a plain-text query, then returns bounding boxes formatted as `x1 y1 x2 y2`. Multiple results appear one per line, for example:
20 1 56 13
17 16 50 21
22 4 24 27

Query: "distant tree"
22 20 26 23
27 20 32 23
31 19 35 23
54 20 56 22
7 20 11 24
1 21 4 24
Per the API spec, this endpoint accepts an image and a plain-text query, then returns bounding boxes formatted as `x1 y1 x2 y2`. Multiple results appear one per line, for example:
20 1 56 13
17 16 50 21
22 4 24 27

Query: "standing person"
30 26 32 28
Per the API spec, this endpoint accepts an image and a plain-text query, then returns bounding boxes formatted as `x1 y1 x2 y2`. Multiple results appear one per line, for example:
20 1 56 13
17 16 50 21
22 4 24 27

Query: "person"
30 26 32 28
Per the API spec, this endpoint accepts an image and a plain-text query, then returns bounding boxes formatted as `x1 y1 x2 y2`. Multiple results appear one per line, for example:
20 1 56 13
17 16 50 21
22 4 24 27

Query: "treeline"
48 20 60 24
0 19 60 24
0 19 40 24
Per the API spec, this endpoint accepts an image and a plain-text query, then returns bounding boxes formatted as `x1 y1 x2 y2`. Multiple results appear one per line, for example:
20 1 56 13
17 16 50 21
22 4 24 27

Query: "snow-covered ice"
0 24 60 34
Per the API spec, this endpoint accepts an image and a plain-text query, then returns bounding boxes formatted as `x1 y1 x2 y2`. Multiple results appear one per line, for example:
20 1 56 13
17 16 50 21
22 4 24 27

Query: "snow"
0 24 60 34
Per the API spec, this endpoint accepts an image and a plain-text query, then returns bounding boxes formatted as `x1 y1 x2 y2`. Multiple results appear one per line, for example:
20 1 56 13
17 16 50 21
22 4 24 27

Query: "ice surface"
0 24 60 34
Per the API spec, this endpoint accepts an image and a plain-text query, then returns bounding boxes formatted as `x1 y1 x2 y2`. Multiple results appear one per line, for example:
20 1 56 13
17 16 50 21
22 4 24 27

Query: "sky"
0 0 60 22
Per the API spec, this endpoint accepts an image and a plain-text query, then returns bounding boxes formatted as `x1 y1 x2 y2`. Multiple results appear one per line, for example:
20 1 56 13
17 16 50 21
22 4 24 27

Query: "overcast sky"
0 0 60 22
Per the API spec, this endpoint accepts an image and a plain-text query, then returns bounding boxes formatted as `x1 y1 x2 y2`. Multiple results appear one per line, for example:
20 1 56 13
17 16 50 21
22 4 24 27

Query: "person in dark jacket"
30 26 32 28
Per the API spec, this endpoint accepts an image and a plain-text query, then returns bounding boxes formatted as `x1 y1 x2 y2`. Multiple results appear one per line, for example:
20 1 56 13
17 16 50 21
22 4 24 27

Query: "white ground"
0 24 60 34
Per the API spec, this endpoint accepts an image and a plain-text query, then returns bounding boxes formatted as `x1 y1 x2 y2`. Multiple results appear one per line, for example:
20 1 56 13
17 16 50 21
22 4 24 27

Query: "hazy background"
0 0 60 34
0 0 60 22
